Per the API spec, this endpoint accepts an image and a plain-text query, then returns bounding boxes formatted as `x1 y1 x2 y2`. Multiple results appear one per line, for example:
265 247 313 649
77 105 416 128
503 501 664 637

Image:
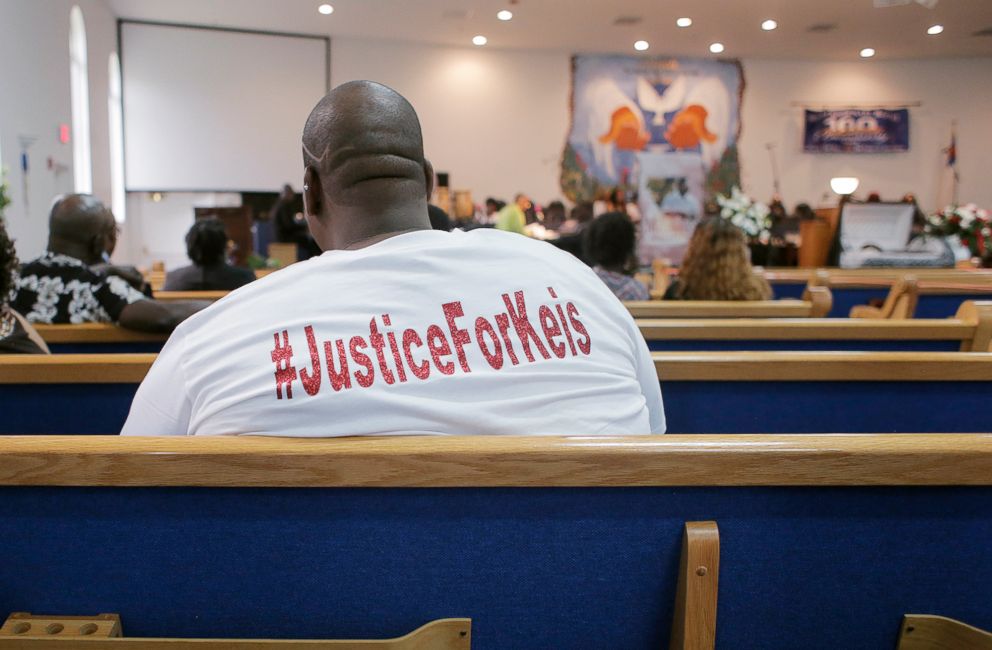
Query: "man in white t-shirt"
121 81 664 437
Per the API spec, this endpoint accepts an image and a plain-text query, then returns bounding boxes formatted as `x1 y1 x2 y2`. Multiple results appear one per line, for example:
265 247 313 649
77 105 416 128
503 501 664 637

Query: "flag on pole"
945 129 957 168
937 121 960 210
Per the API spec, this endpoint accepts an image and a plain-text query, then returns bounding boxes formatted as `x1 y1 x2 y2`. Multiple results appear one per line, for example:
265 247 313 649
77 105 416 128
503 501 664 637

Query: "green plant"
0 169 11 220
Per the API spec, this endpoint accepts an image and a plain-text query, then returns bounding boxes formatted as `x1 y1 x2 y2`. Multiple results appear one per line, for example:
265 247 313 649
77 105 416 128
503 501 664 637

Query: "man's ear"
303 166 322 220
423 158 435 200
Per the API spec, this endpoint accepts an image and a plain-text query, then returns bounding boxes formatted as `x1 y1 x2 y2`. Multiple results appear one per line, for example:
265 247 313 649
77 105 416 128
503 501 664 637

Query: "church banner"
561 55 744 264
803 108 910 153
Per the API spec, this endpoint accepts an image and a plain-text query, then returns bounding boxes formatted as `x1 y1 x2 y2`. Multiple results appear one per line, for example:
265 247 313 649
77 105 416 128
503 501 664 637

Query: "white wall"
739 58 992 211
331 37 571 207
0 0 117 260
5 10 987 266
120 22 326 192
331 39 992 213
120 192 242 269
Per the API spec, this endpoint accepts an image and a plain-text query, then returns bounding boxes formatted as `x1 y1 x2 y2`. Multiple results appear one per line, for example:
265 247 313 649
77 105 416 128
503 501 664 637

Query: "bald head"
48 194 116 263
301 81 433 250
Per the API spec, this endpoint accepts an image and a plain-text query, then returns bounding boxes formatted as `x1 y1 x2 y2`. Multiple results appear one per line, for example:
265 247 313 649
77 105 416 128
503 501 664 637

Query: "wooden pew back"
33 324 168 354
639 301 992 352
152 290 228 302
627 286 832 319
769 270 992 318
3 351 991 434
651 350 992 433
0 435 989 650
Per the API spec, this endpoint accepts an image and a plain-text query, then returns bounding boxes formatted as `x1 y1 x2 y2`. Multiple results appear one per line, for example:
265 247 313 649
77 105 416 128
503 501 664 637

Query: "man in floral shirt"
14 194 205 332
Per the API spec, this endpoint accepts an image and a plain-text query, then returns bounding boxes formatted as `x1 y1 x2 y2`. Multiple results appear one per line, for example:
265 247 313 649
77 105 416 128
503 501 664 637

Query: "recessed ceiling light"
676 17 692 28
472 35 488 46
709 42 725 54
860 47 876 58
497 10 513 21
317 4 333 15
634 40 650 51
927 24 944 35
761 19 778 31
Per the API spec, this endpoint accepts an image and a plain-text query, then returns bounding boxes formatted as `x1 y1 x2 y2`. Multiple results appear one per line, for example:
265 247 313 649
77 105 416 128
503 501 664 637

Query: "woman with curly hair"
0 220 49 353
664 217 772 301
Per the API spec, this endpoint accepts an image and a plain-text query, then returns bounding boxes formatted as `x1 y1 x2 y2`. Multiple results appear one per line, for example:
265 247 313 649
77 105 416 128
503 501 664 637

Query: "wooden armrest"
850 305 886 319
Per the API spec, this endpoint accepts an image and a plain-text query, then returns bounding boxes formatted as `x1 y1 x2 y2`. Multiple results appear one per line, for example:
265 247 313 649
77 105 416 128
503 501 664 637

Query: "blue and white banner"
561 55 744 263
803 108 910 153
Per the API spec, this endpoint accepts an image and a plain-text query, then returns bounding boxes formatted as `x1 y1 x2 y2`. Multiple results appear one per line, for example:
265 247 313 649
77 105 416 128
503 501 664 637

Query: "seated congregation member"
0 218 48 354
427 204 452 232
664 216 772 300
164 218 256 291
14 194 206 331
90 213 152 296
122 80 664 437
553 202 595 265
584 212 649 301
558 201 593 235
494 194 529 235
542 200 566 231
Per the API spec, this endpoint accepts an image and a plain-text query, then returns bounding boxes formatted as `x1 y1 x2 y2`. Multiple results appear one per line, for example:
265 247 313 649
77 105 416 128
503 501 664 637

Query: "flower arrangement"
716 186 772 242
0 170 10 220
926 204 991 258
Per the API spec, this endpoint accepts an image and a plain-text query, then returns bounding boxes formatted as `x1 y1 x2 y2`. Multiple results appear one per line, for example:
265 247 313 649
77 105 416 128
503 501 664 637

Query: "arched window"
108 52 125 223
69 5 92 194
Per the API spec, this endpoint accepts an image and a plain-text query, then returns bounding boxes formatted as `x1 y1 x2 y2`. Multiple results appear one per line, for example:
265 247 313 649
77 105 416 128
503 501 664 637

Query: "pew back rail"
0 435 990 487
627 286 832 319
638 301 992 352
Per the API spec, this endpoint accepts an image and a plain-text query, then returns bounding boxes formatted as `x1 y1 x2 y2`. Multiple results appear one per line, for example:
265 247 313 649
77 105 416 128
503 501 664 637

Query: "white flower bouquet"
716 186 772 242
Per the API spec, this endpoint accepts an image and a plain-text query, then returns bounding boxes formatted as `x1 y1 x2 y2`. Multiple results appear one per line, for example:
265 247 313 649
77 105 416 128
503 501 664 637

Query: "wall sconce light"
830 177 860 196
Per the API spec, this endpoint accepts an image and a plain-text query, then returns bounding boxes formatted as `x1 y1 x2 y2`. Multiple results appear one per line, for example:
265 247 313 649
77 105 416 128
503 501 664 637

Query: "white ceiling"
106 0 992 60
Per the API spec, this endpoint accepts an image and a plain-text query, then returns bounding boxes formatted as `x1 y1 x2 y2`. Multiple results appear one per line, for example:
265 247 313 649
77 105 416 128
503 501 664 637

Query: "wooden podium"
799 207 839 268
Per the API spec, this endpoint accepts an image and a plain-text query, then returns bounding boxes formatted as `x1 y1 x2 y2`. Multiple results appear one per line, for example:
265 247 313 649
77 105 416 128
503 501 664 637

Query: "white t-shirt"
121 229 665 437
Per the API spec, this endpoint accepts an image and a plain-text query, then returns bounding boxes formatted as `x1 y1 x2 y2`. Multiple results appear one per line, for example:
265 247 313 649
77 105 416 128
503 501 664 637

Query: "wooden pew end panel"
670 521 720 650
956 301 992 351
898 614 992 650
0 616 472 648
806 286 833 318
0 613 121 638
850 277 919 320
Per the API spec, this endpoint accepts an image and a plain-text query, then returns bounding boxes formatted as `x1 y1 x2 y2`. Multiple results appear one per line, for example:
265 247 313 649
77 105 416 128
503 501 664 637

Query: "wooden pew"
0 435 989 650
41 300 992 355
161 287 838 319
626 286 832 319
33 324 168 354
153 290 228 302
847 280 992 319
768 269 992 317
765 267 992 286
638 301 992 352
654 351 992 433
3 351 991 434
0 354 151 434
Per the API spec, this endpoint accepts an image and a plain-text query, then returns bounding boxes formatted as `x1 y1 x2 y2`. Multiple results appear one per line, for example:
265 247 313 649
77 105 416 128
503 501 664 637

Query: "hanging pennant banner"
803 108 910 153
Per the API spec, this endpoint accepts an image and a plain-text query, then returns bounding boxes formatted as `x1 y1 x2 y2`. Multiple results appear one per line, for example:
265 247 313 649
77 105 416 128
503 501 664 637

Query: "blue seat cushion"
0 485 989 649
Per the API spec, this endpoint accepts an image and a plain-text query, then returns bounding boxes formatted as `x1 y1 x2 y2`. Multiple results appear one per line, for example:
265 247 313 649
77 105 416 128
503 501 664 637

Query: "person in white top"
121 81 664 437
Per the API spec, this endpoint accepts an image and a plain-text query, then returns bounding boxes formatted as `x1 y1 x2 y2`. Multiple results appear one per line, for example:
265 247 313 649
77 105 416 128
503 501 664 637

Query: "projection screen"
120 21 328 192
